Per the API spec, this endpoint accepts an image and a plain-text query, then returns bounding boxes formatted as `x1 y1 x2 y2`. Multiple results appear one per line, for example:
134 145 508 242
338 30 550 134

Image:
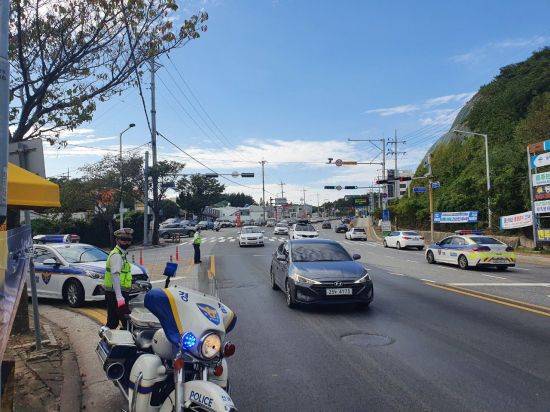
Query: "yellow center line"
208 255 216 279
425 282 550 318
186 257 194 273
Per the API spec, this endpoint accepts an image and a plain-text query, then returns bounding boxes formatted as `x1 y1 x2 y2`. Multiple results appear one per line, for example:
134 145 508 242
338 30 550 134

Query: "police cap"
114 228 134 240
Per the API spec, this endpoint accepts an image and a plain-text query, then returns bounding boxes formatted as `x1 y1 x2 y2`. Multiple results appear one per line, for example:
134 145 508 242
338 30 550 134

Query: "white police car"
28 234 149 307
425 230 516 271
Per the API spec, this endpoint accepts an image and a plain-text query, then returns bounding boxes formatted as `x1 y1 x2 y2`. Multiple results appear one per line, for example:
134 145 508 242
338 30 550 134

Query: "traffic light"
399 176 412 182
344 186 358 189
240 173 255 178
376 179 388 184
324 186 336 189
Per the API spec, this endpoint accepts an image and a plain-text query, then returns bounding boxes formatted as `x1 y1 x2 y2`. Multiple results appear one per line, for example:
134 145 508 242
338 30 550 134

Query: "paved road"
208 226 550 411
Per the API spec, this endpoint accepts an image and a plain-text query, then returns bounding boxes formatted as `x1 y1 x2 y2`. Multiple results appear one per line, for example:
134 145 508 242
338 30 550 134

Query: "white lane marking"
253 254 265 257
421 279 436 283
219 239 226 243
406 259 419 263
269 238 275 242
229 239 236 242
443 267 458 271
389 272 407 276
480 274 507 280
151 276 186 284
179 242 189 245
364 243 380 247
513 268 530 271
448 283 550 287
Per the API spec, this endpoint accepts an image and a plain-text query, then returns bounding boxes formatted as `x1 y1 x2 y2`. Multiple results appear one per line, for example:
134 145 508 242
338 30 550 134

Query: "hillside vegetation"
392 47 550 233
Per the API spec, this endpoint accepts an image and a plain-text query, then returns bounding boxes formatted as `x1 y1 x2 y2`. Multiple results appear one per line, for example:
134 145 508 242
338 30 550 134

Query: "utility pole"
143 151 149 245
150 58 159 244
303 188 307 218
260 160 266 223
0 0 9 226
280 181 286 198
427 154 434 242
387 130 406 199
348 138 386 208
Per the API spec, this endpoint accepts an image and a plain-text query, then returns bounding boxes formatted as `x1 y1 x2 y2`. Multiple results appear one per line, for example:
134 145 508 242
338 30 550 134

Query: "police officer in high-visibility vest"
104 228 134 329
193 227 203 264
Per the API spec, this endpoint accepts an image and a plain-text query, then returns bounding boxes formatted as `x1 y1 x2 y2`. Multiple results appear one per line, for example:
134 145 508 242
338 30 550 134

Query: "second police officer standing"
193 227 203 264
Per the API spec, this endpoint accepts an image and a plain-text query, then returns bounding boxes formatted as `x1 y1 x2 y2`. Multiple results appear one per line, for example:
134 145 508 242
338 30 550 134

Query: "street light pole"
119 123 135 229
453 130 492 228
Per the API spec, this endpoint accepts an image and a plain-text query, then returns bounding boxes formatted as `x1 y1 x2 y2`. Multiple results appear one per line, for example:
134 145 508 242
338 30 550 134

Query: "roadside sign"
531 152 550 168
529 140 550 154
431 181 441 189
413 187 427 193
342 161 358 165
335 159 343 167
336 185 342 191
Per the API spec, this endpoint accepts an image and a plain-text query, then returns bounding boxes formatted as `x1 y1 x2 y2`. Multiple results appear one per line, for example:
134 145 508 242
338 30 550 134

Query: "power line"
157 131 278 197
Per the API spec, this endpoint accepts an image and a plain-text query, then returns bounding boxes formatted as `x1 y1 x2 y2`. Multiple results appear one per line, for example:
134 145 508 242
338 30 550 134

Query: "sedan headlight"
293 274 321 284
85 270 103 279
200 333 222 359
354 273 371 284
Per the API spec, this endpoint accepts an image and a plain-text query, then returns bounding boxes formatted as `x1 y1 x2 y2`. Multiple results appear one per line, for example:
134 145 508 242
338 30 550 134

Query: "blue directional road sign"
413 187 427 193
431 181 441 189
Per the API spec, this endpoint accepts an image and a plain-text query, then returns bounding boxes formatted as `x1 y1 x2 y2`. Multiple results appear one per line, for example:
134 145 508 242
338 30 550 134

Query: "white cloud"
424 92 475 107
365 104 420 116
492 35 549 49
450 52 478 64
419 108 461 126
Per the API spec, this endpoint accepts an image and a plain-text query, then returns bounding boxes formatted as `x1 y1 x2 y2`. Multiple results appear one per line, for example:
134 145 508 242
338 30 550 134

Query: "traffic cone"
175 246 179 261
139 249 143 266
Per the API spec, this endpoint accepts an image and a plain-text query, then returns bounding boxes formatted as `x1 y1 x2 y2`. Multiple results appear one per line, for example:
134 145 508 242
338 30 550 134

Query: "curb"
60 348 81 412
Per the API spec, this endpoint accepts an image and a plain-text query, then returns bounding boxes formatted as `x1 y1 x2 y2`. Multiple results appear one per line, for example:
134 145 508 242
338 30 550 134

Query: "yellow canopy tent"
7 162 60 208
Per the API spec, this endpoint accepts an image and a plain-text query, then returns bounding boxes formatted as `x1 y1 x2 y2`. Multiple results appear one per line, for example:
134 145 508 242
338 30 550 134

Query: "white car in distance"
383 230 425 250
239 226 265 247
289 223 319 239
345 227 367 241
273 223 289 235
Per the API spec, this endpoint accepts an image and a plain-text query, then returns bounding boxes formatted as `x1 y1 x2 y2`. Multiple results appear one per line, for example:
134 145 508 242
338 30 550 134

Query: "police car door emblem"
42 272 52 285
196 303 220 325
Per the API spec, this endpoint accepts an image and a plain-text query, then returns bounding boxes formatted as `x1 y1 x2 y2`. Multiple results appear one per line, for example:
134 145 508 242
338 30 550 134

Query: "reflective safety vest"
193 232 203 245
104 246 132 291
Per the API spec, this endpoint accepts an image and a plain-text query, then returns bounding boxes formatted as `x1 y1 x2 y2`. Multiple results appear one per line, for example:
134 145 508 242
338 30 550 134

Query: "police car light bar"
454 230 483 235
33 234 80 244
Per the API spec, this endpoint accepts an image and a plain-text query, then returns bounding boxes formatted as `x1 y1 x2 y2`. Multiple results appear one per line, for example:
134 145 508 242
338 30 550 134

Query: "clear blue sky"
45 0 550 205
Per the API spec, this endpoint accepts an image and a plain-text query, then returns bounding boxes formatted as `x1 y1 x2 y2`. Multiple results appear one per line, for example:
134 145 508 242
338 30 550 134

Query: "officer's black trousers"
193 244 201 263
105 290 130 329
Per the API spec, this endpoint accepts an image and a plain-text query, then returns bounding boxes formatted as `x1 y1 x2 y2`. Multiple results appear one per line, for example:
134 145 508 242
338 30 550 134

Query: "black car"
269 239 373 308
335 224 348 233
321 221 331 229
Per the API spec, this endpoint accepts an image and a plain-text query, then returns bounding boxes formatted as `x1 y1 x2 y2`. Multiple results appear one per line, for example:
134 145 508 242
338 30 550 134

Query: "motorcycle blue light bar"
182 332 196 349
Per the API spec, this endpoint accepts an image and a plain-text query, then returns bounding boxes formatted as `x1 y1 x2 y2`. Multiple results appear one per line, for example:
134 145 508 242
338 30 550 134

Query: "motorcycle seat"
134 329 157 350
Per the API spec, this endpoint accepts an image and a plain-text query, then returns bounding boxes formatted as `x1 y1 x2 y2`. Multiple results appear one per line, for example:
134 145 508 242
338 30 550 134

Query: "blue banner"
0 225 32 360
433 211 478 224
382 209 390 221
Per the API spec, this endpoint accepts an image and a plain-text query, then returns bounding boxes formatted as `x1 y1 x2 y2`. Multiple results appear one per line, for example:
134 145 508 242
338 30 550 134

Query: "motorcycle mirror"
163 262 178 288
134 280 152 292
352 254 361 260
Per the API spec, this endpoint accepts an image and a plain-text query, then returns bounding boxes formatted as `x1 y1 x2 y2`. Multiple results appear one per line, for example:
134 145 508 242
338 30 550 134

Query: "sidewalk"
4 310 81 412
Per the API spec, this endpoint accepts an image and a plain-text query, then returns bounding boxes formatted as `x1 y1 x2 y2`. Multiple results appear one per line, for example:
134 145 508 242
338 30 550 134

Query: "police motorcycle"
96 263 238 411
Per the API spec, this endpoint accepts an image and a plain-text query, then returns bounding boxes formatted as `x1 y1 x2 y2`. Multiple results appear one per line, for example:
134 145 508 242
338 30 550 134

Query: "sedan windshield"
295 224 315 232
242 227 261 234
55 245 109 263
292 243 351 262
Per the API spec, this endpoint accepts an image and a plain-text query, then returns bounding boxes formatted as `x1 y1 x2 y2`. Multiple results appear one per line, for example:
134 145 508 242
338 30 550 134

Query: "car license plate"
326 288 352 296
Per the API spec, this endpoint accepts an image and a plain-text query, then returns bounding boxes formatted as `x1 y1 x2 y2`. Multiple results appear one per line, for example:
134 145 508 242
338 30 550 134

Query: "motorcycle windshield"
144 287 236 346
144 288 183 345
